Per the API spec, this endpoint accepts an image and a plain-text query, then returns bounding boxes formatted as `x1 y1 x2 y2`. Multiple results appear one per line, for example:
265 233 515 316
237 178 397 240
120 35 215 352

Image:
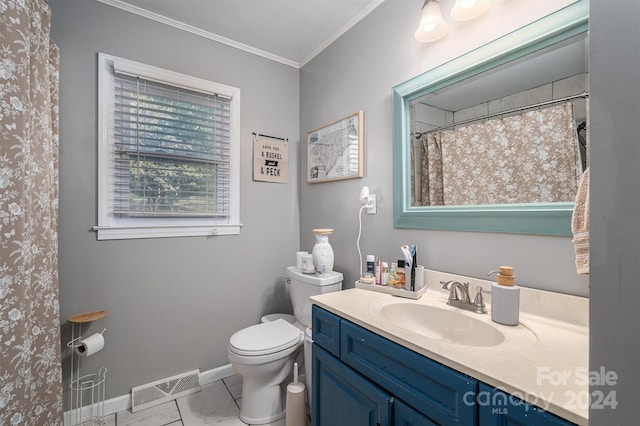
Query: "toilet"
228 266 343 424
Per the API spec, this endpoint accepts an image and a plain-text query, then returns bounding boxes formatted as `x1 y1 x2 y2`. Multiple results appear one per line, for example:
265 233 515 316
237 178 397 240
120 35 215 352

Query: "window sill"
93 223 242 240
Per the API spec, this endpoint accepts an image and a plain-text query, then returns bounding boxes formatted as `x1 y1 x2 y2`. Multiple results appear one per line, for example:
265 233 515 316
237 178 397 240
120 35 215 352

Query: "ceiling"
98 0 386 68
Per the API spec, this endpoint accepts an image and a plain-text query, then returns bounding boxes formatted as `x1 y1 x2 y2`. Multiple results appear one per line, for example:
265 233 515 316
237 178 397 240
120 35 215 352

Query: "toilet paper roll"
296 251 308 270
285 382 307 426
75 333 104 357
301 254 315 274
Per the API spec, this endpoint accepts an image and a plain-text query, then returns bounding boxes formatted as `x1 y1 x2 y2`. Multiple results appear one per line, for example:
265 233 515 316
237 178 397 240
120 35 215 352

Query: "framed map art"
307 111 363 183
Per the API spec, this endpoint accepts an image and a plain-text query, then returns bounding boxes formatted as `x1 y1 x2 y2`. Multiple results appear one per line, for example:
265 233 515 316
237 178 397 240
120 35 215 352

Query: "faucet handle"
473 286 487 312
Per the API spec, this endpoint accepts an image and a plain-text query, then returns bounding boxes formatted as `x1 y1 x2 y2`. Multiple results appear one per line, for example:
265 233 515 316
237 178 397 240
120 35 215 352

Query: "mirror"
392 1 588 235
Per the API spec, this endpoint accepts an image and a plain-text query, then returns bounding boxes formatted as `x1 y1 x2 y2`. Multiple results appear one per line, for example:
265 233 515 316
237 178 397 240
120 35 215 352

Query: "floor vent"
131 369 200 412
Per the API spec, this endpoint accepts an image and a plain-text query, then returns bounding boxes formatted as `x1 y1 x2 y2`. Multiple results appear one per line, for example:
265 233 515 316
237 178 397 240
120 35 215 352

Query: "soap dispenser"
489 266 520 326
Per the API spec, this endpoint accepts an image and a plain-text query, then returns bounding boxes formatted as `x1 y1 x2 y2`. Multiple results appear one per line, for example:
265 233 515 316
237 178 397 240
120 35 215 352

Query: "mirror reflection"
409 34 588 207
392 2 588 235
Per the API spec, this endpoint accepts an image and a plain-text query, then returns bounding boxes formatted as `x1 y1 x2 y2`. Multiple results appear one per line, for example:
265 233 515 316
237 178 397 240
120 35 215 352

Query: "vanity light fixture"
450 0 490 21
414 0 449 43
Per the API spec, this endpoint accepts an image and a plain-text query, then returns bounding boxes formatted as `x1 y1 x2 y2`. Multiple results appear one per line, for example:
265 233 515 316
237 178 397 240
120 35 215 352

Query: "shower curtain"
421 133 444 206
420 102 581 205
0 1 63 424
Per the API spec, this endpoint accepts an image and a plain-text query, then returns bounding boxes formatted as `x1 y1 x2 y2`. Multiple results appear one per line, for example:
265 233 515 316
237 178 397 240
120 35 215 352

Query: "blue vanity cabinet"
312 306 576 426
478 383 575 426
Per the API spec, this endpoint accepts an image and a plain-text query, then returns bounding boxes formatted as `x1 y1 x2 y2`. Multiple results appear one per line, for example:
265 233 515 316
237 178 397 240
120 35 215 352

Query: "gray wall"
589 0 640 422
299 0 588 297
50 1 301 399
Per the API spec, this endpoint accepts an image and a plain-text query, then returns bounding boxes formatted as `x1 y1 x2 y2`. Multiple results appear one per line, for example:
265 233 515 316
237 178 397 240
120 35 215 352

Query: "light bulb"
459 0 476 9
422 21 437 32
450 0 490 22
415 0 448 43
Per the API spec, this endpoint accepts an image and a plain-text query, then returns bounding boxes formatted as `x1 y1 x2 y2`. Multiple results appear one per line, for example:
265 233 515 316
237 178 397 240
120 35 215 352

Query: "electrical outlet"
366 194 377 214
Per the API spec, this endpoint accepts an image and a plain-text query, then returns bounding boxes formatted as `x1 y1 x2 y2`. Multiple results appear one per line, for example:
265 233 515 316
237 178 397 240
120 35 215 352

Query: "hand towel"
571 168 589 274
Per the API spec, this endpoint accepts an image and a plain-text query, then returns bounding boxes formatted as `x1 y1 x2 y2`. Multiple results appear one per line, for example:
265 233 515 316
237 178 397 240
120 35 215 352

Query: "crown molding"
298 0 387 68
95 0 300 68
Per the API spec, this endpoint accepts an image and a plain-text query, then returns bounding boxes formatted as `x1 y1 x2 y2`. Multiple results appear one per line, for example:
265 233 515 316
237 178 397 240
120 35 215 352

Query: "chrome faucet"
440 281 487 314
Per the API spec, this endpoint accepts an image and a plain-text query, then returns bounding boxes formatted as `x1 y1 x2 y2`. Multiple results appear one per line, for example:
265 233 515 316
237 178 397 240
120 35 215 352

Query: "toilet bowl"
228 319 303 424
227 267 343 424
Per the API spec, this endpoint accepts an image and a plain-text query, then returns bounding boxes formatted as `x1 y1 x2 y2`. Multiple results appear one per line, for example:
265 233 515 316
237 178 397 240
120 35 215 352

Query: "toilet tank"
286 266 343 327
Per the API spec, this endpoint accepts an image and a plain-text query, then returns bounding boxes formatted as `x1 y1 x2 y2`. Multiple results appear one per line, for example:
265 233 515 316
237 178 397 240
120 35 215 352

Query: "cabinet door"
313 344 393 426
394 400 439 426
478 383 575 426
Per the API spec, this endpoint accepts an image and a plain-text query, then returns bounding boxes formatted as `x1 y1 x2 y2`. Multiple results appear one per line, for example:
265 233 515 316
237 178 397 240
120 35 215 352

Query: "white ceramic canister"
311 228 334 275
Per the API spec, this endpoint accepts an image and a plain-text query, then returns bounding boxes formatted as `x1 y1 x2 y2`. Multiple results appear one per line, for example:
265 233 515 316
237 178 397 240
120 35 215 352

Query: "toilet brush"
286 362 307 426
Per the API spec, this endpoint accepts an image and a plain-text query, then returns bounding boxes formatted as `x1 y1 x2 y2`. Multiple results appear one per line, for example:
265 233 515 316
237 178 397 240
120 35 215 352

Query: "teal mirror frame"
392 1 588 236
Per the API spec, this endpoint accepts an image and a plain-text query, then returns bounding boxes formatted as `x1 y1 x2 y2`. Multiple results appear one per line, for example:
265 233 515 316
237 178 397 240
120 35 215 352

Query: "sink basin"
375 303 505 347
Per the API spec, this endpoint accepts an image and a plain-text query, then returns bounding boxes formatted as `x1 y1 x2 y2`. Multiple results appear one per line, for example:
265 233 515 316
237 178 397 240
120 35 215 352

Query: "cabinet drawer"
478 383 575 425
341 319 478 426
312 305 341 357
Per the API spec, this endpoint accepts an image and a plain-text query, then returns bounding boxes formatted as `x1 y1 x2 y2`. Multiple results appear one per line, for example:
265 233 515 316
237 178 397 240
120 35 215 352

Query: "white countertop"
310 269 589 425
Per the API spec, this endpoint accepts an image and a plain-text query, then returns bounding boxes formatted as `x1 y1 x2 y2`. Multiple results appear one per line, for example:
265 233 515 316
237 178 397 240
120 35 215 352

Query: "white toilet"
228 266 343 425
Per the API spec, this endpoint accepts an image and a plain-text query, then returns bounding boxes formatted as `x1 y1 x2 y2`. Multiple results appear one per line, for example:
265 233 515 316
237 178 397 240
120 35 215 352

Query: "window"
96 53 241 240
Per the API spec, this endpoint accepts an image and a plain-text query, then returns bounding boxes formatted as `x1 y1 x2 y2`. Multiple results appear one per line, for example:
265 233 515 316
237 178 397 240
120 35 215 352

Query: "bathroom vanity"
310 270 588 425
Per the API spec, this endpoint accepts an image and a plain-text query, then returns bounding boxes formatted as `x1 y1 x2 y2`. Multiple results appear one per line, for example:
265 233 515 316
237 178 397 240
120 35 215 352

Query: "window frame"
95 53 241 240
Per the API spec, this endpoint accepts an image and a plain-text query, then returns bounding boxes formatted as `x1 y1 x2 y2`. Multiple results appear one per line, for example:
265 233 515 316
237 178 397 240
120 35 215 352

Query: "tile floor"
102 375 287 426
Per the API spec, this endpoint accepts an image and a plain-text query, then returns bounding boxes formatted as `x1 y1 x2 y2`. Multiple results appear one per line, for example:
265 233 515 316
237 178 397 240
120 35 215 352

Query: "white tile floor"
104 375 287 426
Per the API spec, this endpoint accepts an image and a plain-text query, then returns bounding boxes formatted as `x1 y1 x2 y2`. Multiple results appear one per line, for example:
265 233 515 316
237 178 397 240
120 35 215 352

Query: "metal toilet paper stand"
67 310 108 425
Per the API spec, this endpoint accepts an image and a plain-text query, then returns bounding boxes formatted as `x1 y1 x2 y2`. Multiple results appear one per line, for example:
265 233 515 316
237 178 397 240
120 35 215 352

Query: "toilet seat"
229 319 302 357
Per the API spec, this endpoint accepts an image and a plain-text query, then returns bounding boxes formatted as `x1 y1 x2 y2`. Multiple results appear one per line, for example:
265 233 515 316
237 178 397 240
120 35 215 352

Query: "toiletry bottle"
389 262 398 287
490 266 520 326
366 255 375 276
397 260 405 286
375 256 382 285
381 262 389 286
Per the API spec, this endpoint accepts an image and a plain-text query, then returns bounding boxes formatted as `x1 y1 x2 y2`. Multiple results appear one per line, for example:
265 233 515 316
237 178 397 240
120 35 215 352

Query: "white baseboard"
63 394 129 426
63 364 237 425
199 363 237 386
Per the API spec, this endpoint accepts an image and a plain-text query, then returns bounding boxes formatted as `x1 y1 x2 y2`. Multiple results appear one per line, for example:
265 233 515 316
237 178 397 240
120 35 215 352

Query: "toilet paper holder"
67 310 108 426
68 328 106 345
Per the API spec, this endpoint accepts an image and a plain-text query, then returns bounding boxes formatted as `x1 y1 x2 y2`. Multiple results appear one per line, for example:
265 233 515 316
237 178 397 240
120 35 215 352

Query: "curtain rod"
252 132 288 141
413 91 589 139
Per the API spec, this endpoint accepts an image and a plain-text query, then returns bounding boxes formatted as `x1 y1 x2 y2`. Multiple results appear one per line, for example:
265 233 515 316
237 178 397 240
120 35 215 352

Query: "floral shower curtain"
421 133 444 206
0 0 63 424
420 102 581 205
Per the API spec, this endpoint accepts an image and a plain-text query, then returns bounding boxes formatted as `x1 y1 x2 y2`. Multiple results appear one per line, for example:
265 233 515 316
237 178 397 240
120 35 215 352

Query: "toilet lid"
229 319 302 356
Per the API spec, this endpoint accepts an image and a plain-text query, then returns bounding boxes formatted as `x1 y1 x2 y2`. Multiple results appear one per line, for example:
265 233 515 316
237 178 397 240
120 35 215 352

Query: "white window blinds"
112 71 231 217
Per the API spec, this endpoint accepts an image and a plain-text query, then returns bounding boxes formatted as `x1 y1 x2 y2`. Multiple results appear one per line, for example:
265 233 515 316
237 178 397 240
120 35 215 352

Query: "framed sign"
253 133 288 183
307 111 363 183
